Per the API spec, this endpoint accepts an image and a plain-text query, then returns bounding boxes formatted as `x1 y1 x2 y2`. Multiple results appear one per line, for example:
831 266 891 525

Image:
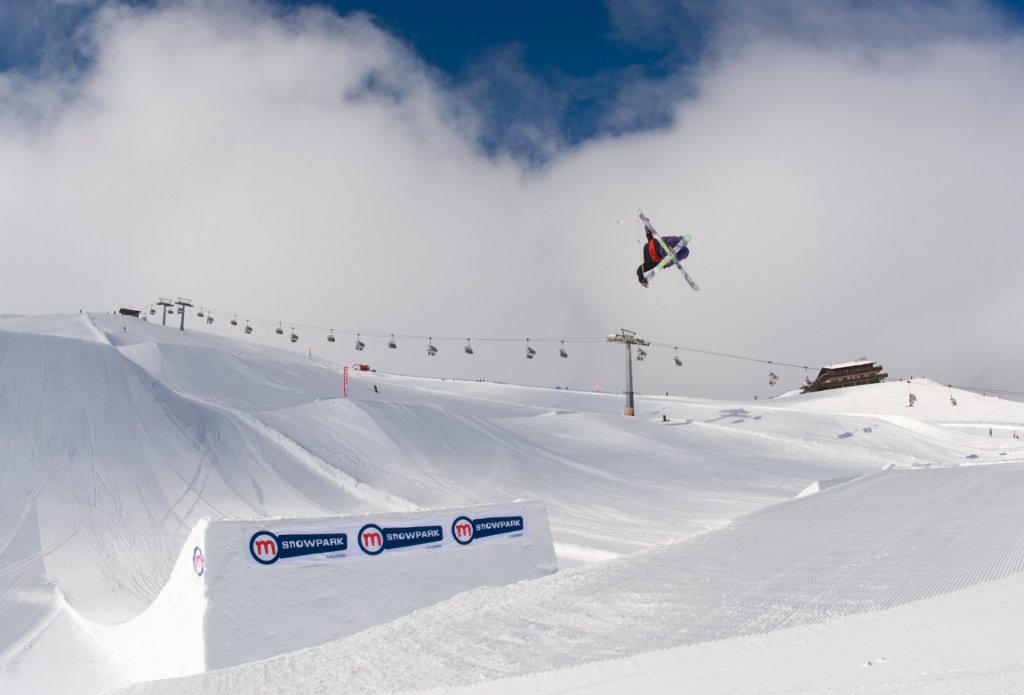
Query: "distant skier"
637 225 689 287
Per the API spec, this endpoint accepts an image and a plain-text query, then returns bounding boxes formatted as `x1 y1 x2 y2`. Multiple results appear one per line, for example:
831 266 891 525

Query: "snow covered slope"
1 313 1022 694
124 463 1024 695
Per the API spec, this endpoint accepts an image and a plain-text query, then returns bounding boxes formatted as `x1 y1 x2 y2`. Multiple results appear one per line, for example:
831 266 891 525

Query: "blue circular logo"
358 523 386 555
451 516 474 545
193 546 205 576
249 531 280 564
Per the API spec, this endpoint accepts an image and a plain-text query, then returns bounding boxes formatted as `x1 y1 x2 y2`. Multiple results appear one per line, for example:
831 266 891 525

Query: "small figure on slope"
636 224 689 287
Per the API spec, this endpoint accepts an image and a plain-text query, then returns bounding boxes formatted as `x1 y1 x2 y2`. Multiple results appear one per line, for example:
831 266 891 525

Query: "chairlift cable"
177 302 825 374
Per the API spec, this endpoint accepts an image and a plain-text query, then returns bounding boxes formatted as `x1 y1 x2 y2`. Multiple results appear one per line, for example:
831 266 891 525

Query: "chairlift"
558 340 568 359
245 321 253 335
636 347 648 361
355 334 365 351
206 314 214 325
768 370 778 387
149 306 156 316
427 338 438 356
327 330 335 343
230 315 238 326
525 339 536 360
197 308 204 318
673 348 682 367
290 329 298 343
388 334 397 349
276 323 284 335
464 339 474 355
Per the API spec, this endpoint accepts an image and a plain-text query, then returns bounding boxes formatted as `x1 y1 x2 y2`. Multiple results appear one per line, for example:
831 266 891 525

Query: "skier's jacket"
648 236 690 264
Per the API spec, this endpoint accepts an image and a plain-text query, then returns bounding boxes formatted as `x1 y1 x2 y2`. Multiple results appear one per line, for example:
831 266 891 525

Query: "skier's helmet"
678 246 690 260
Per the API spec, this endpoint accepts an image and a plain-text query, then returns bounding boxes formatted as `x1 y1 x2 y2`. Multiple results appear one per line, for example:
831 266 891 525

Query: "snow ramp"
68 501 556 683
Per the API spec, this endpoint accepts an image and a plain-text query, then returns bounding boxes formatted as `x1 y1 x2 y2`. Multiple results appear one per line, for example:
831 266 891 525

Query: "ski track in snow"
176 392 418 513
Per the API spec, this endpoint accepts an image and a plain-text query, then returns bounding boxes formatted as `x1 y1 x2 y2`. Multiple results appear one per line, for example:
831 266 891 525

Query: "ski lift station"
802 359 888 393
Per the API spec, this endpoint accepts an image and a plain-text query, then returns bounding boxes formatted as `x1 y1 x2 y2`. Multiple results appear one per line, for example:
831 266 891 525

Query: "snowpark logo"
249 530 348 565
357 523 443 556
451 515 525 545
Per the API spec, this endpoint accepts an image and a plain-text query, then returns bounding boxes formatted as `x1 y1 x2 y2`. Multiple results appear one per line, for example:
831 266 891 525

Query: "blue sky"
4 0 1024 164
5 0 1016 164
1 0 699 162
3 0 1024 398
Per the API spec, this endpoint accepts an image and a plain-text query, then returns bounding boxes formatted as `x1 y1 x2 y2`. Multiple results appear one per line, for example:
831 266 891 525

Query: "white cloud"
2 0 1023 398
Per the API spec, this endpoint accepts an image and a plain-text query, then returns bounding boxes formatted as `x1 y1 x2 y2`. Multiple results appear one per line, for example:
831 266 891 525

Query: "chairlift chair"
355 334 365 351
559 341 568 359
427 338 438 356
464 339 474 355
276 323 284 335
768 370 778 386
206 314 214 325
290 329 298 343
327 330 335 343
149 306 156 316
525 339 536 359
636 348 648 361
388 334 397 349
197 308 204 318
230 315 238 326
245 321 253 335
673 348 683 367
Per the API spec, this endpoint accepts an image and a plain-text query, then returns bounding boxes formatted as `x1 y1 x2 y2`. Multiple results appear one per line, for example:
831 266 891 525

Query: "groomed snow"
1 313 1022 694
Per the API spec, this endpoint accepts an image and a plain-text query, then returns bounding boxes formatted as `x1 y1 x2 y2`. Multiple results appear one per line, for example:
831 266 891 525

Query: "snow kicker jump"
62 502 556 683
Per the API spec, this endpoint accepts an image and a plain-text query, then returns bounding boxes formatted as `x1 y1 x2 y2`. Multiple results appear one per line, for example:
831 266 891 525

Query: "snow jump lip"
795 474 861 498
63 501 557 683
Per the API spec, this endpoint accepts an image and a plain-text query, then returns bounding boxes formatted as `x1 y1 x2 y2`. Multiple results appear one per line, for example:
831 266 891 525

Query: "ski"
643 235 690 281
676 263 701 291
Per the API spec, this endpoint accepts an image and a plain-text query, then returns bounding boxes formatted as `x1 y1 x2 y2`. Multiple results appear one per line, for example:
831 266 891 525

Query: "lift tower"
606 328 649 416
175 298 194 331
155 298 175 326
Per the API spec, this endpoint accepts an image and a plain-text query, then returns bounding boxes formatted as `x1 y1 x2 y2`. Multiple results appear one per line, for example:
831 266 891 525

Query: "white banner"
246 508 527 566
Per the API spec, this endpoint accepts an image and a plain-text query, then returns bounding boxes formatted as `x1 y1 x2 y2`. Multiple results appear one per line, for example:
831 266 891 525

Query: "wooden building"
802 359 888 393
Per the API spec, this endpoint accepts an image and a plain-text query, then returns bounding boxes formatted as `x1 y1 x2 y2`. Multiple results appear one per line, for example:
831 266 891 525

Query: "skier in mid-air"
636 224 690 287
